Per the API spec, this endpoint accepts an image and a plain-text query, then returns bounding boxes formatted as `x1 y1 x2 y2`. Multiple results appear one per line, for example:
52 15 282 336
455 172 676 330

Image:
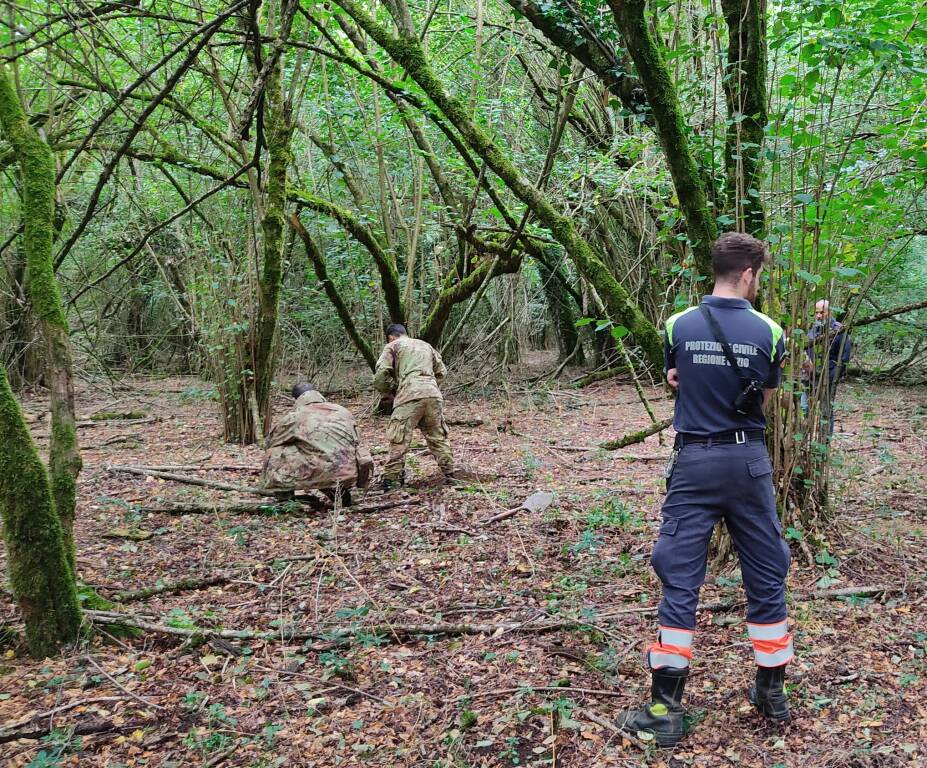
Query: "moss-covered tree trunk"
0 363 82 657
252 38 295 439
0 65 81 571
720 0 767 235
331 0 664 370
607 0 717 276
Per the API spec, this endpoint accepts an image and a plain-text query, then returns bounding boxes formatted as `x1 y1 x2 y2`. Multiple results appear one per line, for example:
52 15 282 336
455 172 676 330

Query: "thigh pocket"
659 518 679 536
651 518 679 580
747 456 773 478
386 418 409 445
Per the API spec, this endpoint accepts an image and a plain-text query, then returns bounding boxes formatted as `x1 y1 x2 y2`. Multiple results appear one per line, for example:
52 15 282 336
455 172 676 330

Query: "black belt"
675 429 766 447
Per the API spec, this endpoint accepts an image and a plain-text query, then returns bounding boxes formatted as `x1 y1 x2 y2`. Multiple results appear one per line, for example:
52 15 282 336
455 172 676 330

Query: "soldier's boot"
617 667 688 748
748 664 791 723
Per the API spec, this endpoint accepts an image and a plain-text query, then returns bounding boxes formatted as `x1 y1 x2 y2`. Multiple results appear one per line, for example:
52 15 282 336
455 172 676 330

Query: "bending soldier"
373 324 458 488
260 383 373 505
618 233 793 746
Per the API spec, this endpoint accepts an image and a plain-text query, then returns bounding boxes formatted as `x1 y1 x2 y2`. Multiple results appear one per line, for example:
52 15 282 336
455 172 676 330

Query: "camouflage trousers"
383 397 454 481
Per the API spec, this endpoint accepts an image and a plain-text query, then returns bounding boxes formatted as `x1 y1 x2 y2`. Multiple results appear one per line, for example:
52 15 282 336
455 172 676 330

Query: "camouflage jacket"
260 391 371 491
373 336 446 407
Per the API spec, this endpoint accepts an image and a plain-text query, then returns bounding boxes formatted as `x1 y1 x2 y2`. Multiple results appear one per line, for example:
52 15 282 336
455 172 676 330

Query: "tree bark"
607 0 716 275
720 0 767 234
0 65 81 570
0 364 82 658
252 2 297 437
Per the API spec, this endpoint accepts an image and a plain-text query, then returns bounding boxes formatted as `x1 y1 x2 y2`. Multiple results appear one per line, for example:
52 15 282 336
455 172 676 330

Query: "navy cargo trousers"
646 438 794 671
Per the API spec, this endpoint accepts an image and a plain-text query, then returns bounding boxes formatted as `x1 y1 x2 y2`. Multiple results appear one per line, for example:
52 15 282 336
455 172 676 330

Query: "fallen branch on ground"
0 716 142 745
141 499 321 515
571 365 628 388
112 574 231 603
599 418 673 450
0 696 125 736
138 494 412 516
77 417 156 428
445 416 484 427
84 611 597 644
84 584 918 648
107 465 274 496
120 464 260 472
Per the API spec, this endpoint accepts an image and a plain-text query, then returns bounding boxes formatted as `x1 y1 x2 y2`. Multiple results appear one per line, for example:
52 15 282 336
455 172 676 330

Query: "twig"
577 708 650 752
480 506 521 525
84 656 167 711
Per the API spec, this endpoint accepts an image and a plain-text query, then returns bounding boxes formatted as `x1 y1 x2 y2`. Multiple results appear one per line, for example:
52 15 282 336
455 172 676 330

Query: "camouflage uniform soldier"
373 324 455 486
261 383 373 504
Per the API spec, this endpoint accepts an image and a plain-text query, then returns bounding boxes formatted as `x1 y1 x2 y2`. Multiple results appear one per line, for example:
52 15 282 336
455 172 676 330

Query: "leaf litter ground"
1 371 926 767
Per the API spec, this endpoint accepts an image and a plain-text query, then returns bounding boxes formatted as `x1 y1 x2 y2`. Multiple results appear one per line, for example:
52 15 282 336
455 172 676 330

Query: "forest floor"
1 363 926 768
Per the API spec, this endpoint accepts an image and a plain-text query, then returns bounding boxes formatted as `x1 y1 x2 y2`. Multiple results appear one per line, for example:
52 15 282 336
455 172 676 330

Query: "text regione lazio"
686 338 759 369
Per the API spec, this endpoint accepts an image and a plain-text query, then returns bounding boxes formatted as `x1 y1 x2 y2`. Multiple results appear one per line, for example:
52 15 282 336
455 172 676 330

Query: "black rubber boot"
748 665 791 723
617 667 688 747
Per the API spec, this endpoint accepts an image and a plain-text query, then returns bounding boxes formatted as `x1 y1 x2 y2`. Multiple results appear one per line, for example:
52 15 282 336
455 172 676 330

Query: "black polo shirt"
664 296 785 436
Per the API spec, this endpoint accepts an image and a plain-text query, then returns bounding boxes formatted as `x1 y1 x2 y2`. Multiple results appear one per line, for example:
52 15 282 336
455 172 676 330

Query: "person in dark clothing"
800 299 852 435
617 233 793 747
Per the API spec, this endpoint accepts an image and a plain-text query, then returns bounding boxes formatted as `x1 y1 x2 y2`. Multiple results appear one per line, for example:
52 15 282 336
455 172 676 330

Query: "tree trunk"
537 258 584 364
0 364 82 657
331 0 664 370
607 0 717 276
720 0 767 235
0 65 81 571
0 244 45 389
252 24 295 439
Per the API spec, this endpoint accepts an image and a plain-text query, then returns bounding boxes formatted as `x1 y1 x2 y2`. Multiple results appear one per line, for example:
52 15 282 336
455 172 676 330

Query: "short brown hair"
711 232 768 280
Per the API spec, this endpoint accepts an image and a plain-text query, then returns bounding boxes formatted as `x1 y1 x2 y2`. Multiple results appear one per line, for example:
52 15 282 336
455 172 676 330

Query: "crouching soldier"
260 383 373 505
373 324 468 488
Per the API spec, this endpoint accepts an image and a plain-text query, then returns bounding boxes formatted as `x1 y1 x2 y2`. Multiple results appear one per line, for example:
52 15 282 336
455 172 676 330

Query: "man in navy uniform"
618 232 793 746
